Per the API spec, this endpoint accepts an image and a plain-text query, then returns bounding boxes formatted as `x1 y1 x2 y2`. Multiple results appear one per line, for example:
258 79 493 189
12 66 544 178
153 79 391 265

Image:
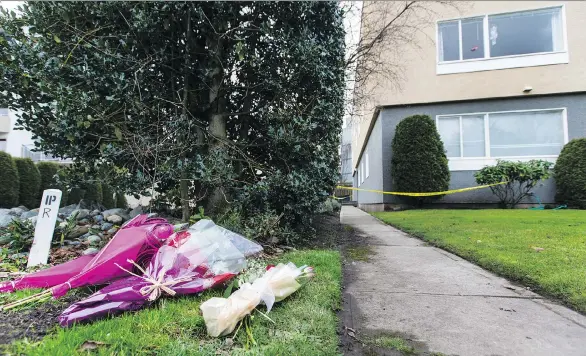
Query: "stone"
106 214 123 224
67 241 81 246
93 214 104 223
147 212 158 218
90 209 101 217
80 232 91 240
10 252 28 259
21 210 38 219
82 247 99 255
87 235 102 245
78 218 90 225
68 225 89 239
91 224 101 230
102 208 125 219
28 216 37 227
129 206 143 218
101 223 113 231
107 227 118 235
0 214 17 228
59 204 78 216
9 207 26 217
71 209 90 220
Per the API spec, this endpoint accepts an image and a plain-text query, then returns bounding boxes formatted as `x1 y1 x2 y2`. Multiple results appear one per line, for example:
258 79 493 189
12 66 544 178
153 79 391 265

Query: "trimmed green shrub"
475 159 553 208
555 139 586 208
67 187 84 205
36 161 60 199
57 168 69 207
0 152 19 208
115 192 127 209
391 114 450 206
102 184 115 209
83 182 103 203
14 158 41 208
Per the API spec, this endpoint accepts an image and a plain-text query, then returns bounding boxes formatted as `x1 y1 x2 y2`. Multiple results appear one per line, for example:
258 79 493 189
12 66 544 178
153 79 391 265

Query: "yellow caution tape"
336 182 506 197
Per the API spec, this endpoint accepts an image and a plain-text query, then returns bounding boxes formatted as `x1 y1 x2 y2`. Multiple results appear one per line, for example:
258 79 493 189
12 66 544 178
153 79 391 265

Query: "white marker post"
27 189 62 268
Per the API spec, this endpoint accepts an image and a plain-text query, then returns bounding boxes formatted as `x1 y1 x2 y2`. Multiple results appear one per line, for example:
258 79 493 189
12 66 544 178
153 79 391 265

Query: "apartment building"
352 1 586 210
0 108 70 163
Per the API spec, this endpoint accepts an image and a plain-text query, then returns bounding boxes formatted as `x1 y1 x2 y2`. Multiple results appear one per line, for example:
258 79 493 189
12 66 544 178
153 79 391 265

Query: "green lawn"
5 250 341 356
373 210 586 313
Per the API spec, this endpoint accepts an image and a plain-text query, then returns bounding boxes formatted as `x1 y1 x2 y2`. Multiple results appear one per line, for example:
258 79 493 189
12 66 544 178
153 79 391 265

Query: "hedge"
83 182 103 204
115 191 127 209
102 184 115 209
555 138 586 208
14 158 41 208
37 161 60 200
0 152 19 208
67 187 84 205
390 114 450 206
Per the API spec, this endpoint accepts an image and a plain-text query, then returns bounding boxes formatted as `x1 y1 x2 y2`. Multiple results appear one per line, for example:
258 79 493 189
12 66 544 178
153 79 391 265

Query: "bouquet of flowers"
59 220 262 327
200 262 315 337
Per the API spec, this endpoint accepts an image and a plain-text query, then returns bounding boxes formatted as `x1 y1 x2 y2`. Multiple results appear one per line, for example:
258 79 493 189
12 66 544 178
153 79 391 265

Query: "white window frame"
436 107 568 171
360 161 365 184
357 166 361 186
436 5 568 75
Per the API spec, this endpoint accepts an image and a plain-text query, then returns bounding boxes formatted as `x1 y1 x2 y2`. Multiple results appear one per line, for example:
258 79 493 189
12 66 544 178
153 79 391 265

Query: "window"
360 161 365 184
437 6 567 74
436 108 567 169
365 151 369 178
0 139 6 152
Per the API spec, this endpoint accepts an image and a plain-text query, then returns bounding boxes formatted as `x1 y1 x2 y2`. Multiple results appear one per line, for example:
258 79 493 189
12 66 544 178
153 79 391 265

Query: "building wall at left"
0 109 34 158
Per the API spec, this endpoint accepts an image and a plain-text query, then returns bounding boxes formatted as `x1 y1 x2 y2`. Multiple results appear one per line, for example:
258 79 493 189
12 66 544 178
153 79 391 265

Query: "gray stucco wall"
359 93 586 205
355 113 384 204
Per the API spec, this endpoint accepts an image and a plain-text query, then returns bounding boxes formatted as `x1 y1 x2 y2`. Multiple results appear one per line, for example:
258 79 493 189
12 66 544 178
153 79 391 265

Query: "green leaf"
53 34 61 43
114 127 122 140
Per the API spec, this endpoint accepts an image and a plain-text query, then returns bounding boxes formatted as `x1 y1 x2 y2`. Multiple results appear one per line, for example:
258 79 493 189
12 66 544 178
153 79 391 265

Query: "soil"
0 293 84 346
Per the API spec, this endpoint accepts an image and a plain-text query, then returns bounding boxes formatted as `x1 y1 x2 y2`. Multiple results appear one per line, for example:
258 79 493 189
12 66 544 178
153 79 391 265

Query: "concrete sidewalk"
341 206 586 356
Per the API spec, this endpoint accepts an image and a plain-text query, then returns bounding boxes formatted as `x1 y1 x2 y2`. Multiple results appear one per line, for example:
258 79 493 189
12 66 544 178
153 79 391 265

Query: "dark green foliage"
102 184 115 209
475 160 553 208
36 161 60 200
57 168 69 207
555 139 586 208
115 192 127 209
67 188 84 205
14 158 41 208
1 2 345 239
83 182 103 203
0 152 19 208
391 115 450 205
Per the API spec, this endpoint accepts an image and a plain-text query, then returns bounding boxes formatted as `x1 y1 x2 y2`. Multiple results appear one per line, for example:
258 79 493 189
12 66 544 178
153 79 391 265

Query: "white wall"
0 110 34 158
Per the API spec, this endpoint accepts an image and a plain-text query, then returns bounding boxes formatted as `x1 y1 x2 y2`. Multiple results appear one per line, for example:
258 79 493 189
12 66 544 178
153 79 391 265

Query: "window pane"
489 110 564 157
462 17 484 60
438 21 460 61
488 7 563 58
462 115 485 157
0 140 6 152
437 116 461 157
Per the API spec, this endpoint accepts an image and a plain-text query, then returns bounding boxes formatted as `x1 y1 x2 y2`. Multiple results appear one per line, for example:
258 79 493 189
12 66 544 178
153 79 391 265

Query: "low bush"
14 158 41 208
101 184 115 209
83 182 103 204
67 187 84 205
36 161 60 200
0 152 19 208
115 191 128 209
555 139 586 208
474 159 553 208
390 114 450 206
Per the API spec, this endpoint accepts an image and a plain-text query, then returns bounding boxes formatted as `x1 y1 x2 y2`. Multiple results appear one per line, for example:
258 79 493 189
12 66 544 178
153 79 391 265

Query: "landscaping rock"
67 241 81 246
91 224 101 230
10 252 28 259
102 208 125 219
129 206 143 218
20 210 38 219
101 222 114 231
93 214 104 223
82 247 99 255
107 227 118 235
80 232 91 240
59 204 78 216
78 218 90 225
69 225 89 239
90 209 101 217
28 216 37 227
9 207 26 217
147 213 158 218
71 209 90 220
0 214 17 228
106 214 123 224
87 235 102 245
